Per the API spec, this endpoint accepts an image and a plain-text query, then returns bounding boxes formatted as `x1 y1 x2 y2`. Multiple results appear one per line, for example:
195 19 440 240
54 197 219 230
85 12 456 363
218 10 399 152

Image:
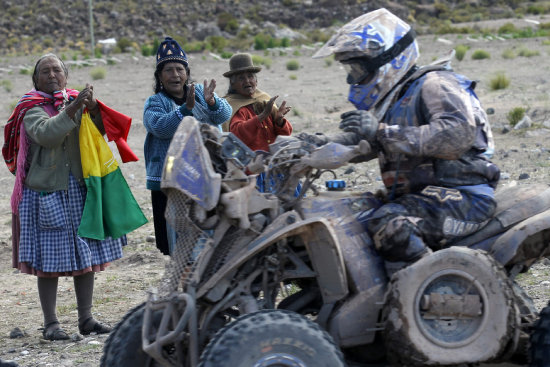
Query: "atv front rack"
143 291 198 367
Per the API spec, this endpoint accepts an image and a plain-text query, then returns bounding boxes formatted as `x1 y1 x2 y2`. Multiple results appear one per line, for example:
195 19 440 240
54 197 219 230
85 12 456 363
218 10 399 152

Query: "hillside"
1 0 548 56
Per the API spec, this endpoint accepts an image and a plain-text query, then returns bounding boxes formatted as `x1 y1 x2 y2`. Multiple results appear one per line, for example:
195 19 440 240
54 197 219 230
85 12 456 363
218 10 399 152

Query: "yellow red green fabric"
78 112 147 240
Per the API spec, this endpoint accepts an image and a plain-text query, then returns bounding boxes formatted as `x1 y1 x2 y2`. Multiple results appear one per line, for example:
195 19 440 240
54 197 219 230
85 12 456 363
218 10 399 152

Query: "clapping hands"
259 95 291 127
186 79 217 109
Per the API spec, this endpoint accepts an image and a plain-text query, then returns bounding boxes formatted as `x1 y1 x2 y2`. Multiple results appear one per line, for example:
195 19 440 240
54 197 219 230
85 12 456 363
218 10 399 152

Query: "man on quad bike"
299 8 500 269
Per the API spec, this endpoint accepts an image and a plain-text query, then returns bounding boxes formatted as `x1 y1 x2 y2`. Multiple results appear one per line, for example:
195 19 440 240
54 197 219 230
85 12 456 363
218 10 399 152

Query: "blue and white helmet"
314 8 419 111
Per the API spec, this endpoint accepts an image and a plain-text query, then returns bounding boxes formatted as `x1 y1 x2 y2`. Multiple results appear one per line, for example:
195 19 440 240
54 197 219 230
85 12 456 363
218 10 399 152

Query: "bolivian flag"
78 111 147 240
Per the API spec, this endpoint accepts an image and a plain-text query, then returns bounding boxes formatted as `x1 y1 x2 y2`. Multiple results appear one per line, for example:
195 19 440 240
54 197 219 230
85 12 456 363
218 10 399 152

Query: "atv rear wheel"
198 309 345 367
529 301 550 366
100 303 164 367
383 247 519 366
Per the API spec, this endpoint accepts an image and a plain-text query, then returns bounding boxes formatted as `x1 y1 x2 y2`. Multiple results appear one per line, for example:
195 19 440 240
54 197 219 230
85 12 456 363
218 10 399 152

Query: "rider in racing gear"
300 8 500 267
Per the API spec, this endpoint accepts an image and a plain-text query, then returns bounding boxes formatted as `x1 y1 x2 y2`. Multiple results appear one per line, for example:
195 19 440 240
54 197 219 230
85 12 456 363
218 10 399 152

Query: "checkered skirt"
18 175 126 273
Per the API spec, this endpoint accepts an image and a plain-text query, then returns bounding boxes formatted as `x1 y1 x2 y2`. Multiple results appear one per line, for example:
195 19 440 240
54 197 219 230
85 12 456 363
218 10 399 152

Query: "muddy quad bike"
101 117 550 367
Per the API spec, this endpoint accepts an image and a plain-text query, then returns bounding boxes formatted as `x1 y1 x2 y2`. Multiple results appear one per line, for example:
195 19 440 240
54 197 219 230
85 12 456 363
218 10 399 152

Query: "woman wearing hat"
223 53 292 151
143 37 232 256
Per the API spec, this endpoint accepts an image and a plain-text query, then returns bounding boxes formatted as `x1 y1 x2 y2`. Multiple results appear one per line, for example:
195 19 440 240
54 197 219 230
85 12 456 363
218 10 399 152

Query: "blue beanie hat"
156 37 188 69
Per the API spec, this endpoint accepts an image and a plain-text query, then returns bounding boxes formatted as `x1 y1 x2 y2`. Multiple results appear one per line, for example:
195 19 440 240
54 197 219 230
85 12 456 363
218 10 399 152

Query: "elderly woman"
4 54 125 340
223 53 292 151
223 53 295 193
143 37 232 256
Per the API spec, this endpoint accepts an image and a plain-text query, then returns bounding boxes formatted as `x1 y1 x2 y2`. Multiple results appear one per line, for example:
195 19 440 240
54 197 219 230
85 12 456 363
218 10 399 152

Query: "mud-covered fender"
198 211 348 304
490 208 550 265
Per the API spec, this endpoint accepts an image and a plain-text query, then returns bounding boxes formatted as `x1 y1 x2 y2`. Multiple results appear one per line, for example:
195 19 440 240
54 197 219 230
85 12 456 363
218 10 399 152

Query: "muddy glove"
339 110 379 146
297 132 329 146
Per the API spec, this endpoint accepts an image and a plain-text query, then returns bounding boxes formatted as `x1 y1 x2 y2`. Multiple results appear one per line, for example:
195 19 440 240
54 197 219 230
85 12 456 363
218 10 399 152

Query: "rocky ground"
0 25 550 366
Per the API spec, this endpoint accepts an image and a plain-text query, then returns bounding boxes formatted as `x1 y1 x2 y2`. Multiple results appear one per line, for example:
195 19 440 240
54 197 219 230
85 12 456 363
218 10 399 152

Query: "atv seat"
452 183 550 249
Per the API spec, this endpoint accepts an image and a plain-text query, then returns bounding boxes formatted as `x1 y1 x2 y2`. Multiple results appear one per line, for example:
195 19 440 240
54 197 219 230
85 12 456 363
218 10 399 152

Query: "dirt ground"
0 25 550 366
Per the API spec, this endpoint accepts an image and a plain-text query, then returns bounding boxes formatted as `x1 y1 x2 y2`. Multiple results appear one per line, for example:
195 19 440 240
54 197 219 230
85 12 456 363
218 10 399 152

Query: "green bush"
237 26 252 40
489 72 510 90
217 12 239 33
1 79 13 92
227 37 253 51
90 67 106 80
183 41 206 52
471 49 490 60
286 59 300 71
81 49 92 59
280 37 290 48
517 47 540 57
305 29 331 43
251 55 272 69
498 22 518 34
526 4 549 15
220 51 233 59
253 34 289 50
117 37 132 52
254 34 269 50
289 74 297 80
70 84 85 92
501 49 516 59
141 44 154 57
454 44 469 61
206 36 227 53
507 107 526 126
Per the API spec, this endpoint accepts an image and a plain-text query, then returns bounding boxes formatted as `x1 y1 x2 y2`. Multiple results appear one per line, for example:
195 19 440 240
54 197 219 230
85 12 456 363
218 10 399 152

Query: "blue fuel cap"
326 180 346 191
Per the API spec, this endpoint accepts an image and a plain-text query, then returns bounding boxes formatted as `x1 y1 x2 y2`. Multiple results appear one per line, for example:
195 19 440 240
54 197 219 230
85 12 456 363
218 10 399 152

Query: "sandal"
78 317 112 335
42 322 70 341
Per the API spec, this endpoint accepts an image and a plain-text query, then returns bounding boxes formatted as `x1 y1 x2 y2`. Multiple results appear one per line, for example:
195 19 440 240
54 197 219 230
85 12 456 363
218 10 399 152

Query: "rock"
71 334 83 342
518 173 530 180
8 328 24 339
526 128 550 137
344 166 355 175
274 27 306 41
193 22 222 41
513 115 532 129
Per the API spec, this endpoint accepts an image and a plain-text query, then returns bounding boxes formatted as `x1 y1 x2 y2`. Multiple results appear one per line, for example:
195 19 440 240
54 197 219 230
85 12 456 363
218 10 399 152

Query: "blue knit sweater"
143 83 232 190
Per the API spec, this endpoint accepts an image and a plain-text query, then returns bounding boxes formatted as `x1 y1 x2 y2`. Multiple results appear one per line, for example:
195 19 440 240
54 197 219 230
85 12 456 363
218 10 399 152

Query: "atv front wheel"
198 309 345 367
383 247 519 366
529 301 550 366
100 303 164 367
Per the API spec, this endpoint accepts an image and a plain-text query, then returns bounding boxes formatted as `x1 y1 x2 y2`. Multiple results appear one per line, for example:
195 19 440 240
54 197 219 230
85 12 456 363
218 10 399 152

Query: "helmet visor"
341 58 374 85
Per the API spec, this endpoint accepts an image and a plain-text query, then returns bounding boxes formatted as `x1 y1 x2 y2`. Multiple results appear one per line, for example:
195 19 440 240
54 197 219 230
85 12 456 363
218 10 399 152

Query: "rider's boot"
382 233 432 276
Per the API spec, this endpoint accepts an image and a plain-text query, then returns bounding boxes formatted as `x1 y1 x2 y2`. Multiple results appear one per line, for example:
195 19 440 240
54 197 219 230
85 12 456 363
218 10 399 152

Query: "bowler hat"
223 53 261 77
156 37 188 69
